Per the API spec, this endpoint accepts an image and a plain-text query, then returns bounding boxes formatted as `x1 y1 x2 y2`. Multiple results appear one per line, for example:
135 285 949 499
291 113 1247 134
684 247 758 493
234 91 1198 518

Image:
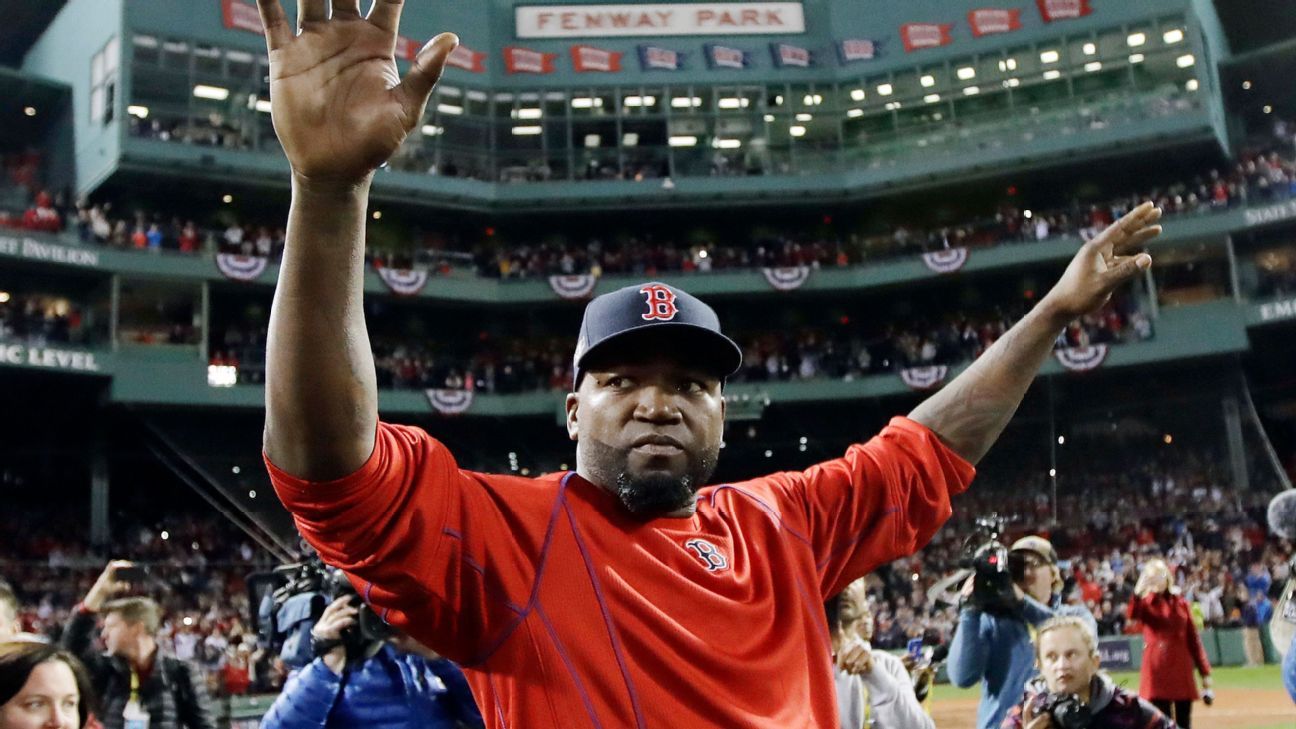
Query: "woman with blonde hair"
1129 558 1213 728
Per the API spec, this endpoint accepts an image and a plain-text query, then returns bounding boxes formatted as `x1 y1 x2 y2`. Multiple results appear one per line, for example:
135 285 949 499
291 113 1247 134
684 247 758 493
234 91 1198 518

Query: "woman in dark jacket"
1128 559 1212 729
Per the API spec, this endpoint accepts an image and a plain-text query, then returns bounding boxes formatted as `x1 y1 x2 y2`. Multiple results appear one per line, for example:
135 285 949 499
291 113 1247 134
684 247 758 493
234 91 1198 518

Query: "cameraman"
948 536 1097 729
1001 615 1177 729
261 596 483 729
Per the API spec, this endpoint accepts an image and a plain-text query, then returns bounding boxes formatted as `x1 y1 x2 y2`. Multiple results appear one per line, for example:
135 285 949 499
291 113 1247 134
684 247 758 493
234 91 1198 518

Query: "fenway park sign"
516 3 805 38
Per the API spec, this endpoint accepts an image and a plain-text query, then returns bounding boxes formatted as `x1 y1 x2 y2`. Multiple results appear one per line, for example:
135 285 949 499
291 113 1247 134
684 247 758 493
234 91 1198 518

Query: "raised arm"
255 0 456 479
907 202 1161 464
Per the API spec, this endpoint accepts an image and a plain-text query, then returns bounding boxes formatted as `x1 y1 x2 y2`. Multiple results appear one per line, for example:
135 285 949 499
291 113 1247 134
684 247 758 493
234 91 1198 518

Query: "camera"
1038 691 1092 729
959 514 1020 614
248 555 395 668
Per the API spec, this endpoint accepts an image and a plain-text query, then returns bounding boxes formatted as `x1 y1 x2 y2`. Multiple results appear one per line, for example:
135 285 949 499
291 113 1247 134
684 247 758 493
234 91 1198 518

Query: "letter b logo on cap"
639 284 679 321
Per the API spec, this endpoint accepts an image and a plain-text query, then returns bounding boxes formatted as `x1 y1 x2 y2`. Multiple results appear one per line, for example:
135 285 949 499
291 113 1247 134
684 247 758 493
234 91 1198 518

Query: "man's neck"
129 638 158 673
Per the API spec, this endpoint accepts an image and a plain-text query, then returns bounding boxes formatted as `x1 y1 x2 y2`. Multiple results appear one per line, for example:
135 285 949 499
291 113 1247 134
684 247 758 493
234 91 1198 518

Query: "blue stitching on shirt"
536 604 607 729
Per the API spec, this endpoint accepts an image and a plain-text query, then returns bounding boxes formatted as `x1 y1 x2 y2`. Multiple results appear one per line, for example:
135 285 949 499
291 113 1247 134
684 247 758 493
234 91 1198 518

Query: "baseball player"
253 1 1162 725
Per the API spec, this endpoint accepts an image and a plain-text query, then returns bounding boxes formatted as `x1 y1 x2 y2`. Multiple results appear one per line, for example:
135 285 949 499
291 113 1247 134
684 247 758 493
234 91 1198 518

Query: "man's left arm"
908 203 1161 464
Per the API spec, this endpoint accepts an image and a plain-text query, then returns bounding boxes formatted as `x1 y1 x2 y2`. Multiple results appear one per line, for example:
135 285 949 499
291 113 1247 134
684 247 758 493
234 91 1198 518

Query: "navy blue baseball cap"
573 282 742 389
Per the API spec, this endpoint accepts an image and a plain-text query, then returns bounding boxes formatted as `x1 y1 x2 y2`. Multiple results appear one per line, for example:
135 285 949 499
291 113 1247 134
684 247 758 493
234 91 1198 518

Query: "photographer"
260 596 482 729
63 561 215 729
1001 616 1177 729
948 536 1097 729
827 580 934 729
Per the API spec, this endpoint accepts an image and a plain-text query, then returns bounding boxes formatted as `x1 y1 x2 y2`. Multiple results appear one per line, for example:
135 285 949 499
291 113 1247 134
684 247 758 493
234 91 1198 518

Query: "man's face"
566 352 725 517
1038 626 1100 697
1018 552 1056 603
850 603 875 643
100 613 138 657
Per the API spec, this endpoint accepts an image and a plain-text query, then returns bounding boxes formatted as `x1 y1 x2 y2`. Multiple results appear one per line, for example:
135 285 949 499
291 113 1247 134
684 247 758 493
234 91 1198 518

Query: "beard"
581 436 719 517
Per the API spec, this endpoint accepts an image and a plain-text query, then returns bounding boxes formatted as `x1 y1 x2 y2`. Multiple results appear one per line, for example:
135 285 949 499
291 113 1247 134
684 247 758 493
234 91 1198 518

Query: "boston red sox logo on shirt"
684 538 729 572
639 284 679 321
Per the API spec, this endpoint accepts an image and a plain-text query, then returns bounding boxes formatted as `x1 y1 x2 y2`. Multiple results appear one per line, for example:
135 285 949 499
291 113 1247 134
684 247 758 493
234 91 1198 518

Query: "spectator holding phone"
62 561 215 729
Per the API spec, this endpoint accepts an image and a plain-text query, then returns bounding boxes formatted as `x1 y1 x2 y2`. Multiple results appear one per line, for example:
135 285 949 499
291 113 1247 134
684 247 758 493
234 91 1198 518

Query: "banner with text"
504 46 559 74
571 44 624 72
771 43 813 68
838 39 882 63
706 44 754 69
516 3 805 38
901 23 954 53
1037 0 1092 22
638 45 687 70
968 8 1023 37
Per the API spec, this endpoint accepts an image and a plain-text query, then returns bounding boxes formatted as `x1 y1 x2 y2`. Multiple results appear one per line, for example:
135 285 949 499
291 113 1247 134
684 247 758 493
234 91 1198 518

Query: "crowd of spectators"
0 292 85 346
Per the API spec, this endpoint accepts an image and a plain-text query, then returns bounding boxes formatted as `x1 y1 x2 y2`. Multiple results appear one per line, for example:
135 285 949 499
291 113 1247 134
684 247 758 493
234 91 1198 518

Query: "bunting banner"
1054 344 1109 372
215 253 268 282
1037 0 1092 22
921 247 970 274
968 8 1023 37
376 266 429 296
221 0 263 34
571 44 624 72
549 274 599 300
705 44 753 69
838 38 881 63
394 36 421 62
761 266 811 291
426 388 474 415
638 45 686 70
901 23 954 53
770 43 812 68
504 46 559 74
900 365 949 391
447 44 488 73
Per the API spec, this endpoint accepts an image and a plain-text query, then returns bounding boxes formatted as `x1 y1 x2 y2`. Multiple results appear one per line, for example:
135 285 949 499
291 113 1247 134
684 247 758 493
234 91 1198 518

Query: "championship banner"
838 39 881 63
221 0 263 35
639 45 686 70
900 365 949 391
1037 0 1092 22
376 266 429 296
426 388 474 415
571 44 624 72
504 46 559 74
761 266 811 291
705 44 753 69
921 247 969 274
447 44 488 73
900 23 953 53
968 8 1023 37
215 253 269 282
549 274 599 300
770 43 812 68
1055 344 1108 372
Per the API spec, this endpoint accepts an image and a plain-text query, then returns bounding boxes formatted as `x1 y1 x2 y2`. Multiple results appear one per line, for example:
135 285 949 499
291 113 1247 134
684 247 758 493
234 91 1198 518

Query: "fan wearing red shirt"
252 1 1163 725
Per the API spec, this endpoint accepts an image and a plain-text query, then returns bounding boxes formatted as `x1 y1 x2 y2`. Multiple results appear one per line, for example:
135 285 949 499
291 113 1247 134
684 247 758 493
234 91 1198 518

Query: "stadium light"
850 88 866 101
512 108 543 119
1163 28 1184 44
1039 50 1059 64
1049 468 1057 477
127 105 149 119
570 97 603 109
1163 434 1173 444
712 138 742 149
193 84 229 101
923 94 941 104
998 58 1017 72
920 75 936 87
1185 79 1199 91
1058 436 1065 445
254 99 272 113
1024 209 1033 219
884 101 902 111
23 106 36 117
1264 105 1273 114
623 95 656 107
668 135 698 147
421 124 443 136
718 97 749 109
1003 78 1020 88
436 103 463 115
803 94 823 105
876 83 893 96
1084 61 1103 73
795 113 812 121
1127 32 1146 47
1129 53 1145 64
1242 80 1252 90
1176 54 1195 68
763 114 775 122
222 194 233 203
207 364 237 387
789 126 806 137
249 490 257 499
0 291 8 303
846 108 864 118
957 66 976 80
671 96 702 108
1082 42 1097 55
1043 70 1062 81
511 126 542 135
584 134 600 147
962 86 980 96
622 132 639 146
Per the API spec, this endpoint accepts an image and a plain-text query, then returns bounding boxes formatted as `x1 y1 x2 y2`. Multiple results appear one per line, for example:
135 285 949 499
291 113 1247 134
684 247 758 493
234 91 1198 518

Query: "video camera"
248 556 395 668
958 514 1023 615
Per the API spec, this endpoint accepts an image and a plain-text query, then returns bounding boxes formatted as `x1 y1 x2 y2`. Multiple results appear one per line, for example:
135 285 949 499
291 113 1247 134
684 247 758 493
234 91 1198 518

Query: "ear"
565 392 580 442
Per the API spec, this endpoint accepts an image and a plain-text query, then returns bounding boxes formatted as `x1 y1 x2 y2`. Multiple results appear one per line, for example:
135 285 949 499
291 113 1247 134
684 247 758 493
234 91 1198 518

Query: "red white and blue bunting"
376 266 429 296
921 247 969 274
1054 344 1108 372
426 388 474 415
548 274 599 300
215 253 268 282
762 266 811 291
900 365 949 391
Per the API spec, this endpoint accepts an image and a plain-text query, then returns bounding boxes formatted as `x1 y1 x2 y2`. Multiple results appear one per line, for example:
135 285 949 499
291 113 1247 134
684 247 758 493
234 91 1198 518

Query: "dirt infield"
928 667 1293 729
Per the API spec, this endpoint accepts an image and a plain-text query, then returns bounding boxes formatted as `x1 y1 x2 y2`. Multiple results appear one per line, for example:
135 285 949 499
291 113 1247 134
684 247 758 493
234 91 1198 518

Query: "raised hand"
1042 202 1161 320
255 0 457 186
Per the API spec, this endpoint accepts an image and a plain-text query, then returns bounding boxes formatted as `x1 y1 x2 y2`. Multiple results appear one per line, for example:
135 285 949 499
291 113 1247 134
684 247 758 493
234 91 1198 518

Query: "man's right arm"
254 0 457 480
